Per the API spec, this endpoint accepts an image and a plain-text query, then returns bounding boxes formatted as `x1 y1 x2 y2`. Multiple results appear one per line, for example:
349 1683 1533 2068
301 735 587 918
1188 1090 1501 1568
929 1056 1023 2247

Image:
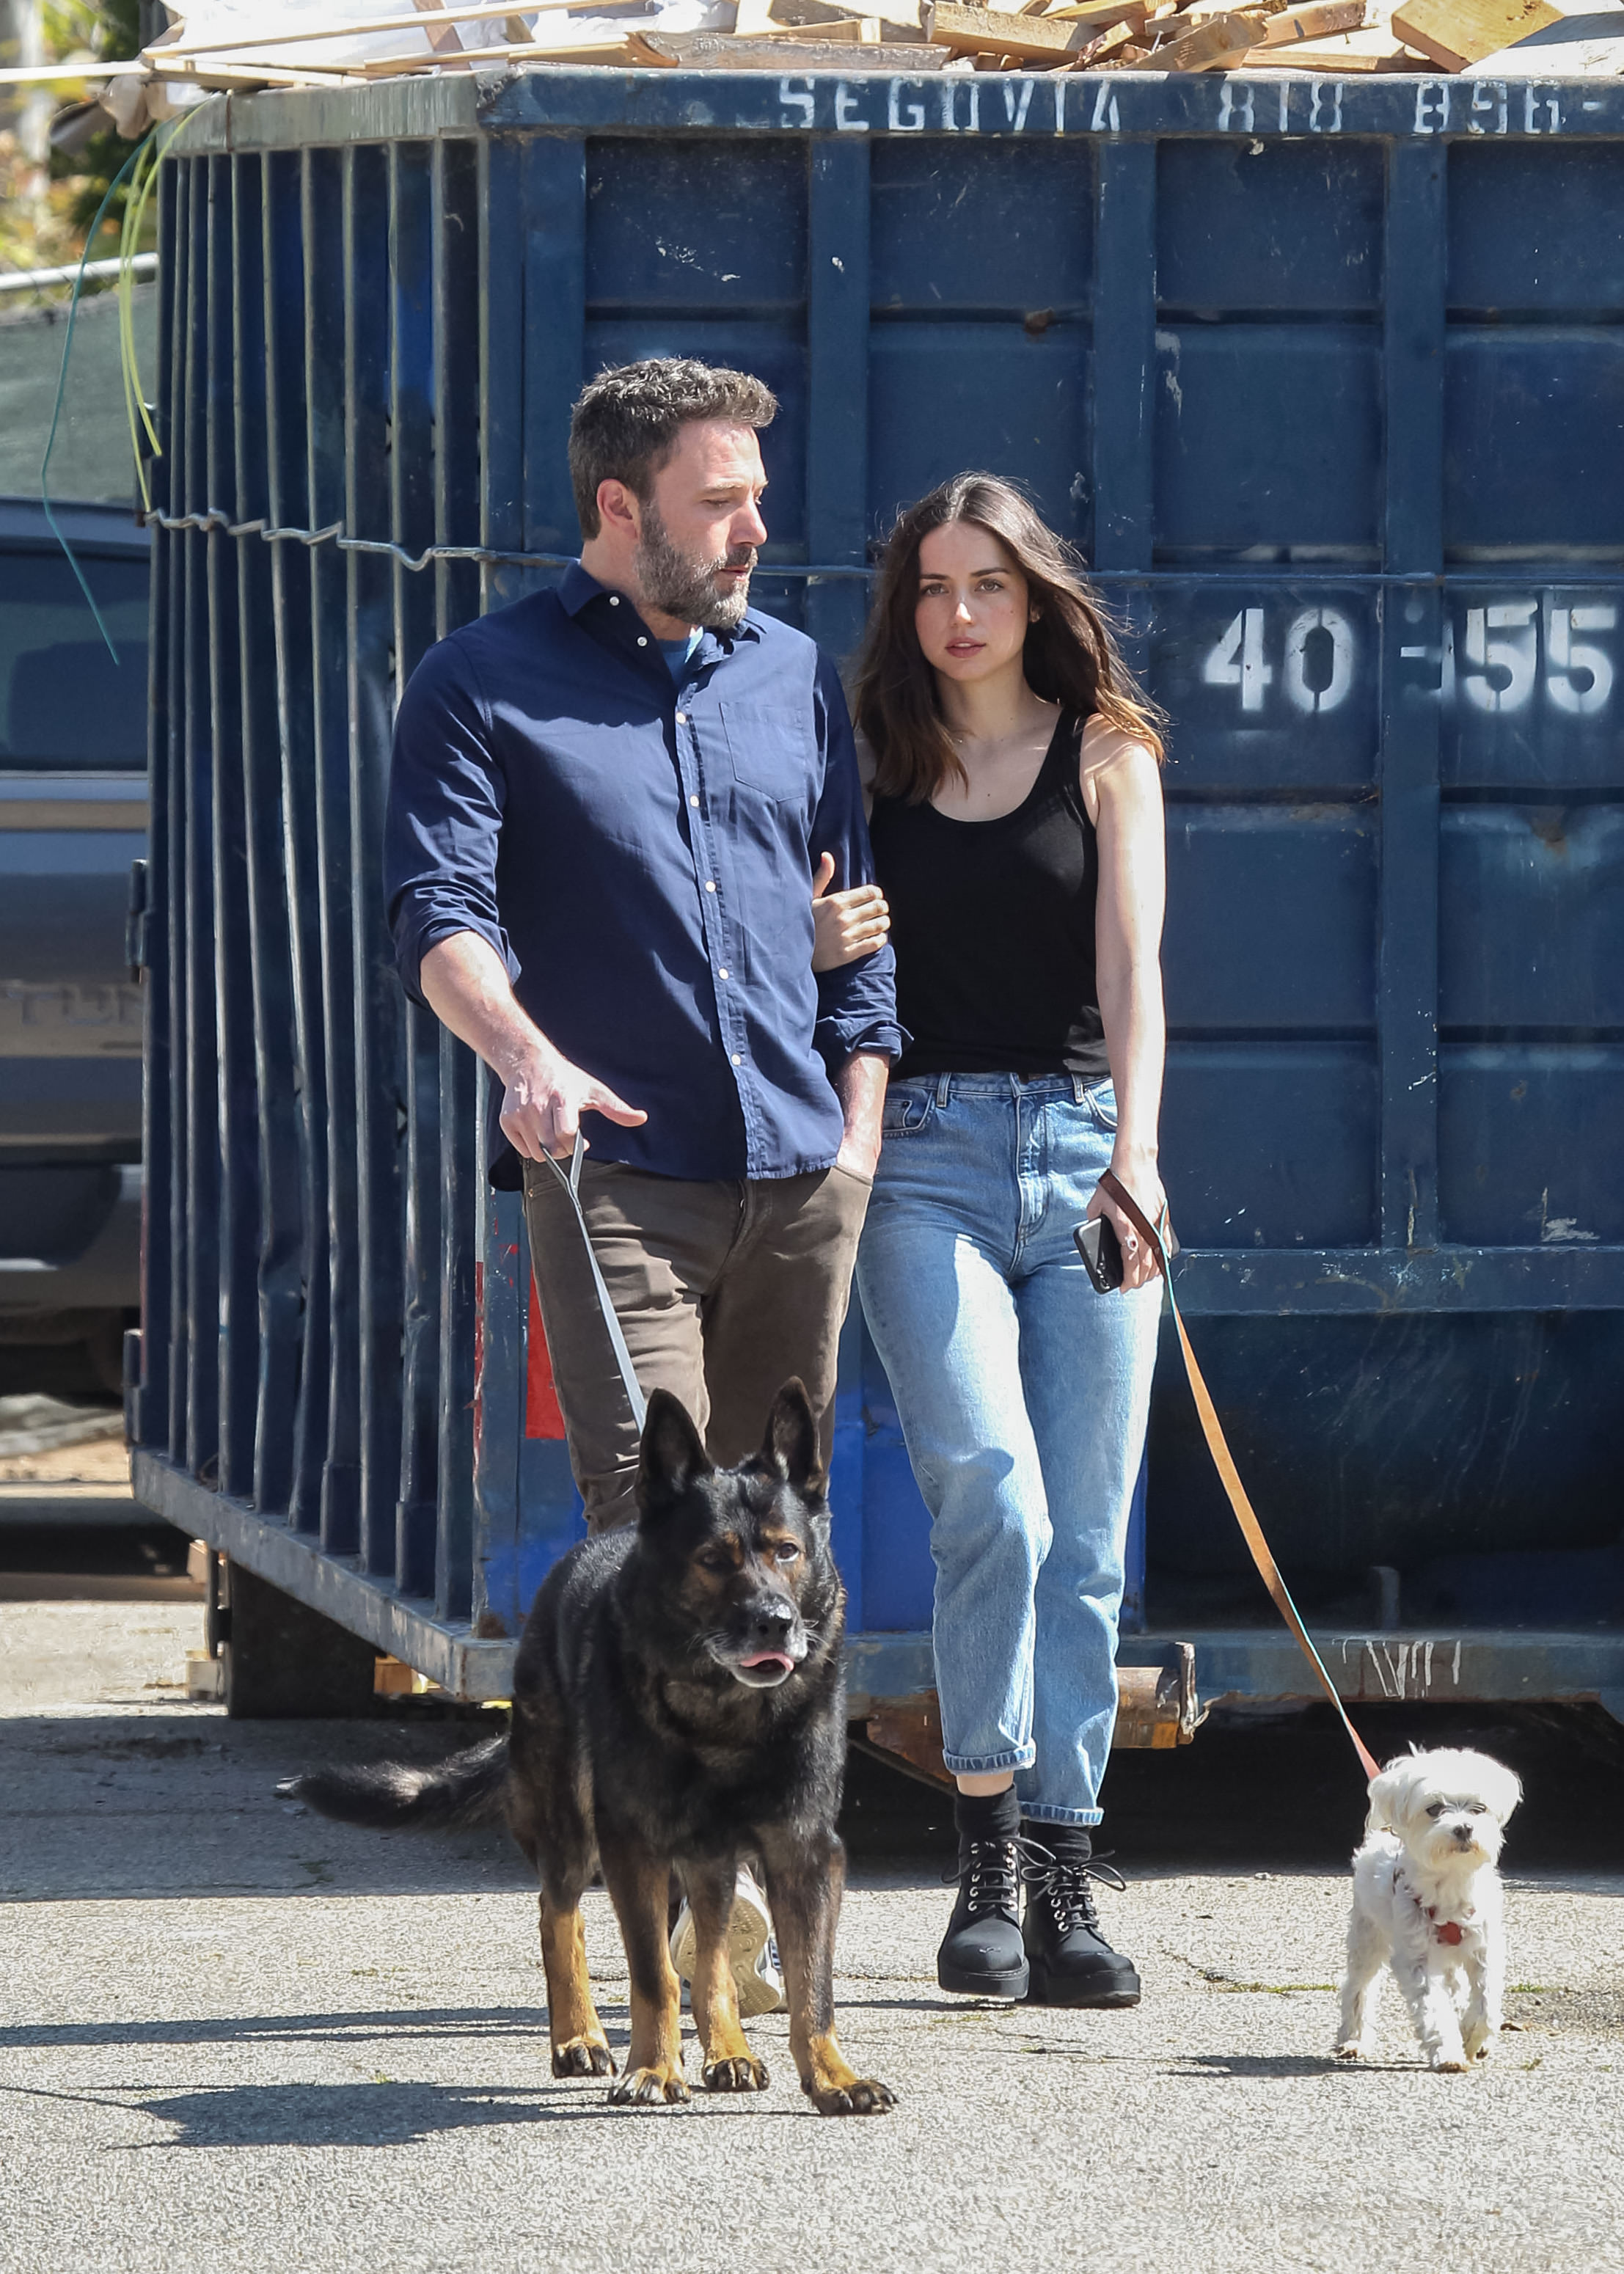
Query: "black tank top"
868 709 1109 1082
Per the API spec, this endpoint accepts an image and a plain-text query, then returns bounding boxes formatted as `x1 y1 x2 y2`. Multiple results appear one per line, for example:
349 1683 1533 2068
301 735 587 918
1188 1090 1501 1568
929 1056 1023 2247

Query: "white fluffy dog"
1334 1746 1522 2072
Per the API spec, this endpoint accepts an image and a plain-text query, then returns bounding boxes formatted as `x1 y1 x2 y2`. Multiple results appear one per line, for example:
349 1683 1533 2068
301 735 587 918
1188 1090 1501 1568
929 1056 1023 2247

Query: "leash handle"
539 1135 648 1432
1098 1169 1381 1785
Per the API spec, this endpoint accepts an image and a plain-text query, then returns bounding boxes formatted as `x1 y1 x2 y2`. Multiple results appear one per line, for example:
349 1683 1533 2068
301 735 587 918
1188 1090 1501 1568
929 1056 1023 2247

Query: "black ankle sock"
1025 1818 1092 1865
955 1785 1022 1843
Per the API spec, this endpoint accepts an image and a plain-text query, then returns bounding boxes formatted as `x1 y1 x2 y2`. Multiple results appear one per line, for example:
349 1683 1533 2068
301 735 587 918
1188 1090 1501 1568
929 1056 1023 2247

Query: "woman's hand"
811 850 890 973
1085 1147 1168 1293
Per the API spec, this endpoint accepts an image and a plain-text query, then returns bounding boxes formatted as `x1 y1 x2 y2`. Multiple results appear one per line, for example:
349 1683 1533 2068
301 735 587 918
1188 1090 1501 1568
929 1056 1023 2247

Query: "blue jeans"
855 1074 1160 1826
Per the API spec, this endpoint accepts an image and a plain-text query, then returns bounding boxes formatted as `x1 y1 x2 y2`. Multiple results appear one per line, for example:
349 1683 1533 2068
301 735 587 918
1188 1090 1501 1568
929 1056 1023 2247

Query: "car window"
0 550 147 773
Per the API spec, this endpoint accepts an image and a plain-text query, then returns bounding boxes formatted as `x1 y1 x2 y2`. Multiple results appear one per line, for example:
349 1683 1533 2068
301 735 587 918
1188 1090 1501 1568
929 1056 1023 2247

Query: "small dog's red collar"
1412 1890 1471 1945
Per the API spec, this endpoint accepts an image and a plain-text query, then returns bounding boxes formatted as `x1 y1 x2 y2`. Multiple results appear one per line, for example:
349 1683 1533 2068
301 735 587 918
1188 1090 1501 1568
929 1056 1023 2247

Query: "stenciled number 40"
1202 607 1353 715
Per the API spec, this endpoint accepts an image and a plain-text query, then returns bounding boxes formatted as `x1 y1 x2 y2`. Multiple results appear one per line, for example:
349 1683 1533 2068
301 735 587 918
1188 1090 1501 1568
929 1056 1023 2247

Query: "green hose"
41 100 216 665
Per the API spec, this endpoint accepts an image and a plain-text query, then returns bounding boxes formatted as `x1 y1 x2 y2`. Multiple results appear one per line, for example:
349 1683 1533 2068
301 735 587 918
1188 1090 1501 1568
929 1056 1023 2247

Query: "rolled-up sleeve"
384 635 519 1009
808 651 906 1073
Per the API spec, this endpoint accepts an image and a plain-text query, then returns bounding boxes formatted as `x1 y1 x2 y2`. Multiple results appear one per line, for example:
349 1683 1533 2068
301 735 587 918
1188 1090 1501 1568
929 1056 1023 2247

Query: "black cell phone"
1074 1215 1124 1293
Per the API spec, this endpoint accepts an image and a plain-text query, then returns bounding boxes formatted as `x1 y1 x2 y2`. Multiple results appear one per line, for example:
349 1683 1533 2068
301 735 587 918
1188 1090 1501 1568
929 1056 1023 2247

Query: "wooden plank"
1254 16 1433 56
1239 37 1408 59
734 0 919 28
1155 6 1267 62
865 1667 1193 1782
1468 19 1624 68
865 1694 952 1785
1075 15 1146 54
1390 0 1560 65
359 33 635 67
412 0 467 54
631 26 951 58
1259 0 1364 38
0 57 147 81
722 14 872 33
151 0 620 62
1039 0 1154 18
163 56 362 83
926 0 1146 54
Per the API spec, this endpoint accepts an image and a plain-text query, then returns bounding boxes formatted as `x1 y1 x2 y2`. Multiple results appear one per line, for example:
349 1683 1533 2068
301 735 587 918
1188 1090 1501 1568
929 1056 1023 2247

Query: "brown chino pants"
520 1157 873 1533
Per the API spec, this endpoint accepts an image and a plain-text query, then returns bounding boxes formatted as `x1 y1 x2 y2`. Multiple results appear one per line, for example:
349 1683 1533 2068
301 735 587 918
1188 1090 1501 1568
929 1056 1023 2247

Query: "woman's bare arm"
1083 723 1168 1291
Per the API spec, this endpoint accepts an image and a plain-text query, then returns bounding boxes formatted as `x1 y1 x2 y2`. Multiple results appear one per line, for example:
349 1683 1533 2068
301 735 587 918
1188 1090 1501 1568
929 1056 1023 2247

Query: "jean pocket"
881 1090 934 1138
1083 1078 1118 1135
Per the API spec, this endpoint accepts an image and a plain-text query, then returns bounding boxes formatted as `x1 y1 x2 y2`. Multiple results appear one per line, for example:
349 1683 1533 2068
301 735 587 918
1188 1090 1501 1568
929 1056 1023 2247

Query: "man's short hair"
568 359 778 538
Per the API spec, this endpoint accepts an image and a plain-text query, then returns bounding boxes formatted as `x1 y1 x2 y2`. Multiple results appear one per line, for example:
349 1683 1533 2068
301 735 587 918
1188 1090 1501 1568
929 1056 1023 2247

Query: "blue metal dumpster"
130 67 1624 1724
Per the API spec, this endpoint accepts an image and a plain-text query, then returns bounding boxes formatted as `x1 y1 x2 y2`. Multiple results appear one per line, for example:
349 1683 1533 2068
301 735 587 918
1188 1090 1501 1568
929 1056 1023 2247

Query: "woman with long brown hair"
816 473 1168 2007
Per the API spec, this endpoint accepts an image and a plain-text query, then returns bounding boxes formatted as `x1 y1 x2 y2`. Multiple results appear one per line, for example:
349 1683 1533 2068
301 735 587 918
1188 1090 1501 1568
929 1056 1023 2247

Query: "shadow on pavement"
0 2004 553 2053
7 1698 1623 1905
1 2077 680 2147
1171 2052 1358 2079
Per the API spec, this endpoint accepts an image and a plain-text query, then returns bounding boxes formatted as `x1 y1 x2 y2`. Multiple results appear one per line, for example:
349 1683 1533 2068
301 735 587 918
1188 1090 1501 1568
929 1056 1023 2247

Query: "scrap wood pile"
11 0 1622 125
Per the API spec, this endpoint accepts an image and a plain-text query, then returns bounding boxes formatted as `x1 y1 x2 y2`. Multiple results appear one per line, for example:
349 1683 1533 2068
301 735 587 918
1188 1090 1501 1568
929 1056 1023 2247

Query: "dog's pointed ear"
636 1389 712 1522
760 1378 823 1496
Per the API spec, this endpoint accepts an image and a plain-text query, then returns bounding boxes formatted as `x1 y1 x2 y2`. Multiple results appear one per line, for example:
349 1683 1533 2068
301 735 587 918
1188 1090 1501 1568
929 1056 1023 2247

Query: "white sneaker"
669 1865 788 2017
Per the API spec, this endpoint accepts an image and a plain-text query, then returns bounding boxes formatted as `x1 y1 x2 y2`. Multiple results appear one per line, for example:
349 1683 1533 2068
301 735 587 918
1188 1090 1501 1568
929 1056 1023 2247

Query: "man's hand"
417 932 646 1162
811 851 890 974
497 1037 647 1163
1084 1146 1167 1293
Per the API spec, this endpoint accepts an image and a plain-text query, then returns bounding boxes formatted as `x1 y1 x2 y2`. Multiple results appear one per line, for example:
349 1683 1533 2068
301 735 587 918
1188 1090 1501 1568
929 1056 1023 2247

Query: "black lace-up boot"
937 1787 1029 1999
1021 1824 1142 2008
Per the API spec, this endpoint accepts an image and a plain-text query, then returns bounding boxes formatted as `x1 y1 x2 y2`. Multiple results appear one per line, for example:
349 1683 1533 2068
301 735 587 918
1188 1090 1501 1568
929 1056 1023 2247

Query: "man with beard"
387 360 896 2014
386 354 899 1538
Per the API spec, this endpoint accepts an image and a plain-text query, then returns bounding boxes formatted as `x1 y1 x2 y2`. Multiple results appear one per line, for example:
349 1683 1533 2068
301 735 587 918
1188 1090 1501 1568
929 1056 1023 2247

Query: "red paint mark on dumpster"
526 1277 567 1440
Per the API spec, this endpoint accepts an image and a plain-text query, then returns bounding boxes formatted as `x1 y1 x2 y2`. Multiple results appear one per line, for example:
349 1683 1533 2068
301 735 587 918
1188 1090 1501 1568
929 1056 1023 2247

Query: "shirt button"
704 880 717 893
676 711 688 723
608 596 620 606
731 1053 742 1067
689 794 700 808
717 967 729 980
637 635 648 648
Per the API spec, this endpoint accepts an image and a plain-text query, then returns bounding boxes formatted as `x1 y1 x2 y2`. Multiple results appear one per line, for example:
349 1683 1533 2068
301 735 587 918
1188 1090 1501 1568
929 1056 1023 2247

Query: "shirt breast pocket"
720 701 817 807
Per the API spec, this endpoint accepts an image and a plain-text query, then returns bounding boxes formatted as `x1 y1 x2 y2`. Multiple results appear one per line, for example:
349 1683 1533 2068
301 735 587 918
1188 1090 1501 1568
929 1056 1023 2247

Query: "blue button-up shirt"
384 563 902 1188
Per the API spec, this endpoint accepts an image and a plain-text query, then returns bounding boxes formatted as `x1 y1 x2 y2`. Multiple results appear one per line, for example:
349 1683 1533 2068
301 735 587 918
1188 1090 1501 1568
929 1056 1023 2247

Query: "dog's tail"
279 1733 510 1832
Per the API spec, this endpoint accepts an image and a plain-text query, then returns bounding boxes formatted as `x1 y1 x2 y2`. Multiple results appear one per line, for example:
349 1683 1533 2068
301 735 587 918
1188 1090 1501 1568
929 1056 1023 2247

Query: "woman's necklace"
938 699 1061 818
945 696 1059 761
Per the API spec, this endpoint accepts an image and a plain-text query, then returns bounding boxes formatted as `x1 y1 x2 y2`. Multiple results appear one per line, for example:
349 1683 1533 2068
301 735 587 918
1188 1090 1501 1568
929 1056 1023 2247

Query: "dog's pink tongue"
739 1650 794 1672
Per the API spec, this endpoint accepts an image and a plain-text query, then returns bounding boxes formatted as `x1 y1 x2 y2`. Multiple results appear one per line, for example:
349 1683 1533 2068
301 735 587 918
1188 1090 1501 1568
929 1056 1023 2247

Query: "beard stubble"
634 498 756 631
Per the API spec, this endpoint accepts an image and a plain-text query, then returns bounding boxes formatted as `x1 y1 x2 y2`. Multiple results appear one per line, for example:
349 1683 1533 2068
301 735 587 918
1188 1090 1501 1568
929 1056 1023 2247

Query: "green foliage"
46 0 147 246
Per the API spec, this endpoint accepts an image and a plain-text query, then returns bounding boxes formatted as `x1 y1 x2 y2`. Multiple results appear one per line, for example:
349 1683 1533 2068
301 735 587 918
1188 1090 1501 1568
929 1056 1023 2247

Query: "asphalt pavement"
1 1598 1621 2274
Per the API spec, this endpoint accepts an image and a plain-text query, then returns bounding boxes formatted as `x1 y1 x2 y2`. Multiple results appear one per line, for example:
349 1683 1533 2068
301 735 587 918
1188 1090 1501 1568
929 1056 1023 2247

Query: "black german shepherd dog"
287 1378 894 2117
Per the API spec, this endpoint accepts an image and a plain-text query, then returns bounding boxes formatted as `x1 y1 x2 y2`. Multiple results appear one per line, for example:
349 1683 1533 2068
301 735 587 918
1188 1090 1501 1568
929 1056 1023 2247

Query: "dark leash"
1098 1169 1382 1785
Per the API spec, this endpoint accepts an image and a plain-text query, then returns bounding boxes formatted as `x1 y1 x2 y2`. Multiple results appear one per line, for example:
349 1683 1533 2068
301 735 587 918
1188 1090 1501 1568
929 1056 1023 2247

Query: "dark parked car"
0 496 150 1397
